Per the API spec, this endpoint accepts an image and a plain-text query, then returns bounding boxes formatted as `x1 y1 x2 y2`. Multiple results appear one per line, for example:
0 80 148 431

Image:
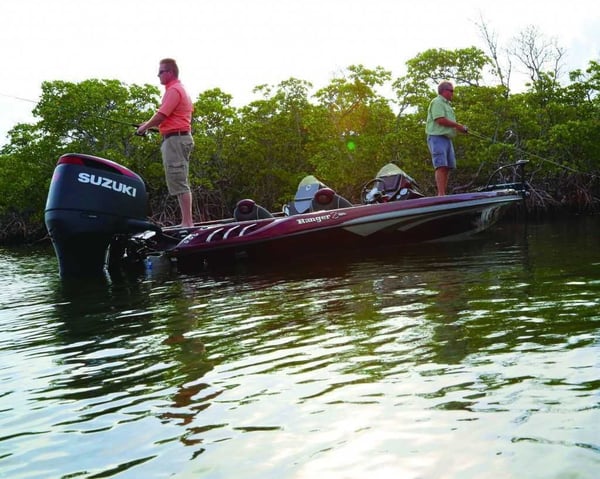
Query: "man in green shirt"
425 81 468 195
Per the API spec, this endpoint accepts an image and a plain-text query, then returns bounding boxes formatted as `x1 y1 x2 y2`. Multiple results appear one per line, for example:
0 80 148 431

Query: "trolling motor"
478 160 530 194
44 153 160 277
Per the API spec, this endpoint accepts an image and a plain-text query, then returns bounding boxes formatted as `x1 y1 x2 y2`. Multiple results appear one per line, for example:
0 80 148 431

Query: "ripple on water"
1 219 599 478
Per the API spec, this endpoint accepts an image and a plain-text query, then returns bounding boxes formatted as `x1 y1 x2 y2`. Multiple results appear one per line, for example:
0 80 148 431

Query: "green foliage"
308 65 396 197
217 78 315 211
1 46 598 242
393 47 491 115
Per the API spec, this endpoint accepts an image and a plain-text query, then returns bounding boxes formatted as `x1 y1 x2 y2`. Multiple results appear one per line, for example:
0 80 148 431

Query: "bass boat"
44 153 528 277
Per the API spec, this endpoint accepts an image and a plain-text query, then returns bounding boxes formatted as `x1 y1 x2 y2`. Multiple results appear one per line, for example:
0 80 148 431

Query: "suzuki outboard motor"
45 153 159 277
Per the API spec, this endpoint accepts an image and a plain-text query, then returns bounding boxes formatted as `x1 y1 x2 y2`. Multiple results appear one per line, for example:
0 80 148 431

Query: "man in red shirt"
137 58 195 227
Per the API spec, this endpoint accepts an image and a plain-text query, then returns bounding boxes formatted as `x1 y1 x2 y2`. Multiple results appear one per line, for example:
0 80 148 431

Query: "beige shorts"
160 135 194 195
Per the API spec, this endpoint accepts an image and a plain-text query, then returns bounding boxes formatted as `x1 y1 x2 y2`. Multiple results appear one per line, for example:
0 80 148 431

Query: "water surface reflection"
0 218 598 478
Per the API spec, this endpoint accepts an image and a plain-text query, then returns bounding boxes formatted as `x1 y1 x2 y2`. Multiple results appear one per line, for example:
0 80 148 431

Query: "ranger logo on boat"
77 172 137 198
296 212 345 225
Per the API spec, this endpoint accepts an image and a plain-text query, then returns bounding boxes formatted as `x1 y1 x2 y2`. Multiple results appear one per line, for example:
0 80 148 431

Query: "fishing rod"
86 114 140 129
467 128 593 176
1 92 158 135
80 112 159 135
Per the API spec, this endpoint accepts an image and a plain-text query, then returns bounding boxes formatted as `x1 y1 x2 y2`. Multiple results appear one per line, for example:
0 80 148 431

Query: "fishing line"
0 92 38 103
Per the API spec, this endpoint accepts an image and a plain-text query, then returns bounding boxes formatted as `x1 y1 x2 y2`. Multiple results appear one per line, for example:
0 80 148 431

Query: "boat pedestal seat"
234 199 274 221
310 187 353 212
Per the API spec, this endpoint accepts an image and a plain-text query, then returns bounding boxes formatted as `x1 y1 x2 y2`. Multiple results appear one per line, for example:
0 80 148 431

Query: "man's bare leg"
435 167 449 196
178 191 194 227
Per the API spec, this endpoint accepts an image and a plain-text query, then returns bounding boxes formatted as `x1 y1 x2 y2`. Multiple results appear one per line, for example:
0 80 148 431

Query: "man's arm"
136 112 167 135
435 117 468 133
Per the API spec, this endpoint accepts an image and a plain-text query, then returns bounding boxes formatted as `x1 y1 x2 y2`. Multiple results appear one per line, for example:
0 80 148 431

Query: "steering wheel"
360 178 387 204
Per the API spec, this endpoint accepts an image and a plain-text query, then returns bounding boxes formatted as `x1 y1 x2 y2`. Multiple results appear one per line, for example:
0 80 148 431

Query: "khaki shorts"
160 135 194 195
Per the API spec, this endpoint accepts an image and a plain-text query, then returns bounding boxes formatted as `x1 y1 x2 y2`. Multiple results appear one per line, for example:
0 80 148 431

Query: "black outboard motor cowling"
45 153 157 277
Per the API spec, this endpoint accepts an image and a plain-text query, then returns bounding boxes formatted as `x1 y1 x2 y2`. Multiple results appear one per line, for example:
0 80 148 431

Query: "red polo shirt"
158 79 193 135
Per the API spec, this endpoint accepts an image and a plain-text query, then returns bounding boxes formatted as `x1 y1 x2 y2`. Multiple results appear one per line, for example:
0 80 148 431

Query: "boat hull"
168 191 522 271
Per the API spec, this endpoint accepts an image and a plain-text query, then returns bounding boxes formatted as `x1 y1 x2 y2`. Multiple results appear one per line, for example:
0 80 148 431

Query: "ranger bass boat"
44 153 528 277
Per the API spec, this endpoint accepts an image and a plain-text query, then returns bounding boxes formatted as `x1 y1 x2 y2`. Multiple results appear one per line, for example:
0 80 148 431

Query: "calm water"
1 218 598 479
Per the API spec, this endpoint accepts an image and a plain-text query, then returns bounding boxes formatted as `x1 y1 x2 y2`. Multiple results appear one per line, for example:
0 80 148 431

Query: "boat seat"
283 175 325 216
310 187 353 212
234 199 274 221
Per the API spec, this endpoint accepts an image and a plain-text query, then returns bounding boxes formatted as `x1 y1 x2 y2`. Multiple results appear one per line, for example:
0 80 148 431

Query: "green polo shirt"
426 95 457 138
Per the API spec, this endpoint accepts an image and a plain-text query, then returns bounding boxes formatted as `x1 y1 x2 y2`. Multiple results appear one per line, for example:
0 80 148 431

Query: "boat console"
361 163 424 204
